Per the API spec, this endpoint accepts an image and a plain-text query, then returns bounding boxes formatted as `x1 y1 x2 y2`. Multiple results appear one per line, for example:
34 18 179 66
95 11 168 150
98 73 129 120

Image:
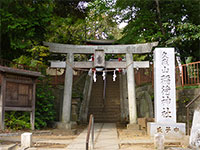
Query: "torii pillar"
126 53 137 124
59 53 74 129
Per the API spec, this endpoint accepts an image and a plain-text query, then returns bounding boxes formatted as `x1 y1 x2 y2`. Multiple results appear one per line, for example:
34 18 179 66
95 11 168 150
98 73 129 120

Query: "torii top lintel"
43 42 158 54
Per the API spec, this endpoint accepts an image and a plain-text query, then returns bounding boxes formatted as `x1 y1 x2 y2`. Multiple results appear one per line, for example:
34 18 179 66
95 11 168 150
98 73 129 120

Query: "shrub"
35 78 56 129
5 112 30 130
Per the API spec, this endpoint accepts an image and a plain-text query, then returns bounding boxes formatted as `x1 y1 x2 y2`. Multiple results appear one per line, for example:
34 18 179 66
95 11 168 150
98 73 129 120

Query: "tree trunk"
155 0 165 36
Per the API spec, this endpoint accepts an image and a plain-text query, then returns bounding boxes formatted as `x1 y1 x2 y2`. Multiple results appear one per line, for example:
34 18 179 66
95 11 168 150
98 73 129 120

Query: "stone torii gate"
44 41 158 129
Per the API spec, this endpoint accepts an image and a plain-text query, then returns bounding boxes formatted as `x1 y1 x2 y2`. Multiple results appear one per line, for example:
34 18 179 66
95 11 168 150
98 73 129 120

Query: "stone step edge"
0 143 18 150
120 139 182 145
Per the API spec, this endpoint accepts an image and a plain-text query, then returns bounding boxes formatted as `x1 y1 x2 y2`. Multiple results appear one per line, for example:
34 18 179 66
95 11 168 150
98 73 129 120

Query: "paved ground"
66 123 119 150
0 123 190 150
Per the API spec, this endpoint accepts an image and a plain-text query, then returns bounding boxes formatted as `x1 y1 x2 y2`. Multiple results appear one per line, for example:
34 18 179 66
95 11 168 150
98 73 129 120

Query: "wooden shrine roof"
0 65 42 77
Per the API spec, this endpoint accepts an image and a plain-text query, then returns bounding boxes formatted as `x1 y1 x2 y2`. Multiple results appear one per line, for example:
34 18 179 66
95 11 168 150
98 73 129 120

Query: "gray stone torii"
44 41 158 128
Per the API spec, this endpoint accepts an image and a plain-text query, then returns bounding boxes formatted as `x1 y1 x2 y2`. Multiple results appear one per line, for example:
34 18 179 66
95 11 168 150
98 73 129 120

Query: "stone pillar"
61 53 74 128
148 48 185 138
122 73 129 122
119 73 124 122
126 53 137 124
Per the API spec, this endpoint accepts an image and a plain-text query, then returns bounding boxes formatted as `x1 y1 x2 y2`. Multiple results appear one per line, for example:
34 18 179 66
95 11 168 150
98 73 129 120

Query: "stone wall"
176 88 200 123
135 85 200 125
51 86 64 121
50 73 87 122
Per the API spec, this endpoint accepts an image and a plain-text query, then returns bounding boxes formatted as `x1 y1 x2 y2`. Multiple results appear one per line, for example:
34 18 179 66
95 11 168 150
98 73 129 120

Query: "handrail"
176 61 200 87
86 114 94 150
185 94 200 108
185 93 200 135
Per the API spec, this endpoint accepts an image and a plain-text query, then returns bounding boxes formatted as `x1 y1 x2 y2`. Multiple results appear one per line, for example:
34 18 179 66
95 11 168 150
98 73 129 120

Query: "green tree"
116 0 200 63
0 0 53 60
85 0 122 40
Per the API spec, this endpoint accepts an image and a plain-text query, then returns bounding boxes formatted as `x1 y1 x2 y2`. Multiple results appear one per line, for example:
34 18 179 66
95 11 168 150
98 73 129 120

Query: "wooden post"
0 75 5 130
31 80 36 130
62 53 74 124
126 53 137 124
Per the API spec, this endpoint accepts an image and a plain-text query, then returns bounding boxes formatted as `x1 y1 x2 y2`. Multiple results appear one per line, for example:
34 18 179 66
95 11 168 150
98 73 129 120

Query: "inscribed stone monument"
147 48 185 138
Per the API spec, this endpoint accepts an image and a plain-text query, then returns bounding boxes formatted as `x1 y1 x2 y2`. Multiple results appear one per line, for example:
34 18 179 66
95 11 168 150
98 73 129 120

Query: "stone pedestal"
56 122 71 130
127 123 139 130
21 132 32 148
148 122 185 139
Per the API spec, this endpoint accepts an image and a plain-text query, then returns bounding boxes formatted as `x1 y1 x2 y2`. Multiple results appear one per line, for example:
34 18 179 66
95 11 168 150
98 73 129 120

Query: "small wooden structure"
0 66 41 130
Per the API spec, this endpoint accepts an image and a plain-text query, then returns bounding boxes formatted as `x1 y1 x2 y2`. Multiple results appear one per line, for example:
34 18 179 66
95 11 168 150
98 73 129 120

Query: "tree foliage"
116 0 200 63
0 0 53 60
85 0 121 40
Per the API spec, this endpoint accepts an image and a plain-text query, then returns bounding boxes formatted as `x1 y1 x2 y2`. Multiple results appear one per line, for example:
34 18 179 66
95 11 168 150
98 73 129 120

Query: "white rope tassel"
122 69 126 75
93 70 97 82
102 71 106 80
113 70 116 81
88 69 92 76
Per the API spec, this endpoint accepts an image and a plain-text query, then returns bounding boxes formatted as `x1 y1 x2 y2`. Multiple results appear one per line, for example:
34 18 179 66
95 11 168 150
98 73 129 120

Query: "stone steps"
88 73 120 122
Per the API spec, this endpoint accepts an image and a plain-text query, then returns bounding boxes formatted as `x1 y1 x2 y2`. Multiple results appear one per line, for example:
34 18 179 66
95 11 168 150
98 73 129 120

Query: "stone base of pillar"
127 123 139 130
80 114 88 124
126 123 146 136
147 122 186 139
56 122 73 130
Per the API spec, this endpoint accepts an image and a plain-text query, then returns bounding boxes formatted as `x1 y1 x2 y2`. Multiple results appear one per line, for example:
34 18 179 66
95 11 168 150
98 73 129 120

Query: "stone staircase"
88 72 121 123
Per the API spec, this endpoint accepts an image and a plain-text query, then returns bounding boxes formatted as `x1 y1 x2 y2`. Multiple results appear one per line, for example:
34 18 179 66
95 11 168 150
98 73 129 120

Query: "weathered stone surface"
148 122 186 139
56 122 71 130
136 84 154 96
126 53 137 124
44 41 158 54
154 133 165 150
138 118 147 130
62 53 74 123
137 91 153 118
189 106 200 149
138 118 154 130
127 123 139 130
149 48 186 139
154 48 176 123
21 132 32 148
